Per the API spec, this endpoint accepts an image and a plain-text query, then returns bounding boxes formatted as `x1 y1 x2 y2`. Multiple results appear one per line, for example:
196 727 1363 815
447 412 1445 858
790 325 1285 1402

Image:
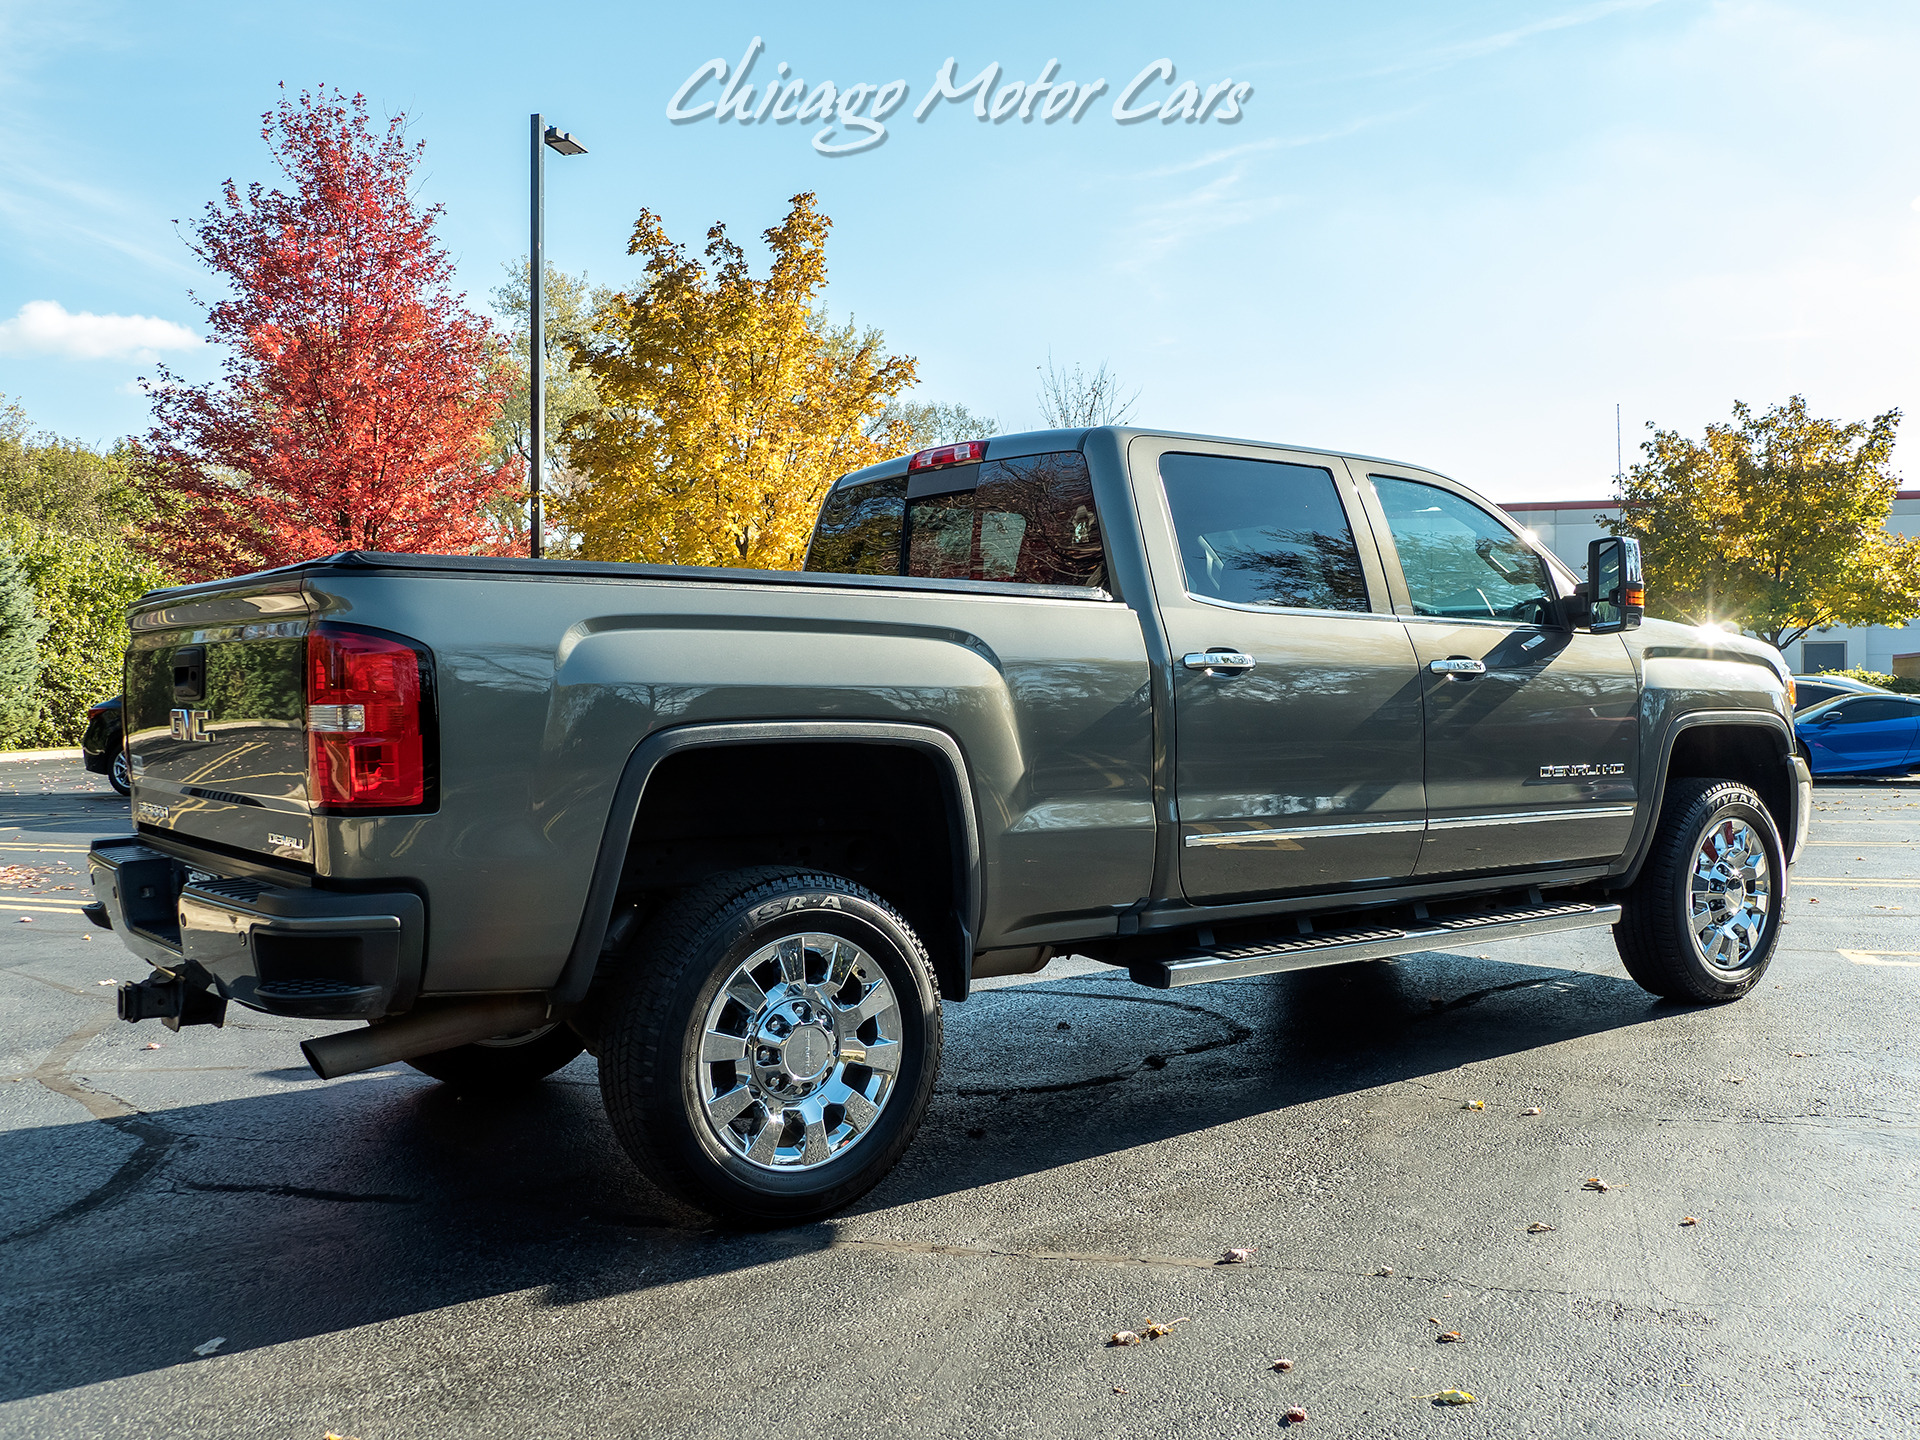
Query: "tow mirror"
1586 536 1643 633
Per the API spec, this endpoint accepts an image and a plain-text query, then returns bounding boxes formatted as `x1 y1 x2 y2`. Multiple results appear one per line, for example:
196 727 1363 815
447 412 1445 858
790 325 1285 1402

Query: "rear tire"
597 867 942 1225
108 751 131 797
406 1023 585 1092
1614 778 1784 1003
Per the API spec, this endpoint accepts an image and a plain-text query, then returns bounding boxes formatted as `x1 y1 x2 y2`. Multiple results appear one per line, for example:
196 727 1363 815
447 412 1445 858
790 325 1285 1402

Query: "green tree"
0 393 158 541
0 518 171 747
562 192 919 569
486 259 614 554
0 538 47 746
1609 396 1920 649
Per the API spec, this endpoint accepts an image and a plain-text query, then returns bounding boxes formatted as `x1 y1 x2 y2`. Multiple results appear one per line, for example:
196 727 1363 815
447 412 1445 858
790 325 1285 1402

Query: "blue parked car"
1795 692 1920 776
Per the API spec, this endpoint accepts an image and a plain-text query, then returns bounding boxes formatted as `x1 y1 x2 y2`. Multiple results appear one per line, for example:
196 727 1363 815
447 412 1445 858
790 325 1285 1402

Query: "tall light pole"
529 115 587 560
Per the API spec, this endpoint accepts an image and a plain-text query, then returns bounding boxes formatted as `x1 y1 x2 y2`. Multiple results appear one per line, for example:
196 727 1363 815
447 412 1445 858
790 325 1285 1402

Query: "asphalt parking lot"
3 755 1917 1440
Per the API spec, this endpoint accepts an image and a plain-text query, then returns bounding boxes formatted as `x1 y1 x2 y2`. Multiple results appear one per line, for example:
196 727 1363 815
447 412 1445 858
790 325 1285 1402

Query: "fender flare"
551 720 984 1010
1610 708 1798 889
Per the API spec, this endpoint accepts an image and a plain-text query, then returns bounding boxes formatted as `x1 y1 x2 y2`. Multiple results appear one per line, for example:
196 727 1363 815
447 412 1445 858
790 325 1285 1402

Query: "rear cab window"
1156 452 1371 612
806 450 1107 590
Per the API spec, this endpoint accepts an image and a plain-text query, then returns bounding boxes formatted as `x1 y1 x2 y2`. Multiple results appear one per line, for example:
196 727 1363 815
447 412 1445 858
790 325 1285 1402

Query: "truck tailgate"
125 581 316 866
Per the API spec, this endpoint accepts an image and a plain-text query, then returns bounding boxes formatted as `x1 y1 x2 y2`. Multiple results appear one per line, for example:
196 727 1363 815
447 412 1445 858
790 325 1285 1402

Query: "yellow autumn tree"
559 193 919 568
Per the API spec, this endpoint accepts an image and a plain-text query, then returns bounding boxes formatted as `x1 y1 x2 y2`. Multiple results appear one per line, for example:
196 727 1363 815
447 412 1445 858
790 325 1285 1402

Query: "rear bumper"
87 836 424 1019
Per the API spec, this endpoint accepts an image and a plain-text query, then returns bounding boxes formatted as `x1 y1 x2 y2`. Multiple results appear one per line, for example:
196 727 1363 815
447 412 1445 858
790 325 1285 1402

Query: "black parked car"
81 696 128 796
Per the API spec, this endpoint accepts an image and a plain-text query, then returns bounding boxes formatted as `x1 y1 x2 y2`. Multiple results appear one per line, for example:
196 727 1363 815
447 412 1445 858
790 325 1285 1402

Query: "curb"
0 748 83 763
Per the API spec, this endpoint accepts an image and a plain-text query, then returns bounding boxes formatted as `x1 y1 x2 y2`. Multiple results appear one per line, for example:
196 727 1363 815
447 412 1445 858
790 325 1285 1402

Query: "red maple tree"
141 87 519 579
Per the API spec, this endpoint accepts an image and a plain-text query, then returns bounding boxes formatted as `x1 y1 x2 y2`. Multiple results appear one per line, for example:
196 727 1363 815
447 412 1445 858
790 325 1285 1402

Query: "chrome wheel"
1689 817 1771 973
695 931 902 1172
109 751 130 796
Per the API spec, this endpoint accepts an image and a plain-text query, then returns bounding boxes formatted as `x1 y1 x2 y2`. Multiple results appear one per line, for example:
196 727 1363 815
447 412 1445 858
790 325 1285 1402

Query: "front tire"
1614 778 1785 1002
406 1023 585 1092
598 868 942 1225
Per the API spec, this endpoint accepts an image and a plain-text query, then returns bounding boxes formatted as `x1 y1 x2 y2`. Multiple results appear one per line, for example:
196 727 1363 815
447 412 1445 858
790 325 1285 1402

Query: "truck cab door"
1127 436 1427 904
1357 469 1640 877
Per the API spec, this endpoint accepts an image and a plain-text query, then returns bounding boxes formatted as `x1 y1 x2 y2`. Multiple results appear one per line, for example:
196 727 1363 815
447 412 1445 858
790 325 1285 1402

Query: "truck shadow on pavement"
1 951 1668 1403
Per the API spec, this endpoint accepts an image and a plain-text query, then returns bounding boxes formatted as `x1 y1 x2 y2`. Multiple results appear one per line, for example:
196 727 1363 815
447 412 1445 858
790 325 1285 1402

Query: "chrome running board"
1130 902 1622 990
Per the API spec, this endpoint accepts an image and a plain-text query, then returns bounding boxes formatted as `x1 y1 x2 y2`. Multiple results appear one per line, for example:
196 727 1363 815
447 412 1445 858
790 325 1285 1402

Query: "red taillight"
306 627 427 810
907 440 987 471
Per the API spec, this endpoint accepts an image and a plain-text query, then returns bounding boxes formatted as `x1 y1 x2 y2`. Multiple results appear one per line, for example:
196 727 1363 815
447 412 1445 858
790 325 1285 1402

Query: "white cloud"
0 299 196 360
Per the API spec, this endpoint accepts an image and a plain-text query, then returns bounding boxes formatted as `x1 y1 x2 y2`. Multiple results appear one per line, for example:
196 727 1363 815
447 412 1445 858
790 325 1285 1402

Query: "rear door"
1127 435 1427 904
1357 468 1640 877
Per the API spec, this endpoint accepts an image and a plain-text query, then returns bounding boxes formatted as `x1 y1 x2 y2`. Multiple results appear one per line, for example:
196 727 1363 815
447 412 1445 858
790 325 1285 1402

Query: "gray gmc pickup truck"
89 426 1810 1221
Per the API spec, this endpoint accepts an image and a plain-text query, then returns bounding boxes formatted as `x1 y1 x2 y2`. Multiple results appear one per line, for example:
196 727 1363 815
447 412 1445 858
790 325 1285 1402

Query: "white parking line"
1838 951 1920 968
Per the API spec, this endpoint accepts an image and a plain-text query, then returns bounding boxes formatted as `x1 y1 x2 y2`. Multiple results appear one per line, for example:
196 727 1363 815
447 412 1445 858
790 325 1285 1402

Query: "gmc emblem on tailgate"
169 708 214 742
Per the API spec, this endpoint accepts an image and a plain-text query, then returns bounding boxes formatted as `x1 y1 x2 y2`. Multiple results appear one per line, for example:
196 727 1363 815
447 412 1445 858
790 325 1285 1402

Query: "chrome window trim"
1182 593 1403 622
1396 612 1552 632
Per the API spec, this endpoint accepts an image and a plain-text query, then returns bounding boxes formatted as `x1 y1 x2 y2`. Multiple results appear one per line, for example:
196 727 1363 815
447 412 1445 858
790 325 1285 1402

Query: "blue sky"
2 0 1916 501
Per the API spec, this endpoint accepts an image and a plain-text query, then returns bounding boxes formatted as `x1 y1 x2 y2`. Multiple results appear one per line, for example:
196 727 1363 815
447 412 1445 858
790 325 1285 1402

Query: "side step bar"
1130 902 1622 990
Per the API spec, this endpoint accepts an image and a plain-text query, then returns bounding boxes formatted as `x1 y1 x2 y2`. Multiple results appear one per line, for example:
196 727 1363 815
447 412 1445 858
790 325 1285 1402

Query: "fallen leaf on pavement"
1521 1106 1542 1116
1112 1387 1128 1394
96 980 114 986
1680 1216 1699 1226
1790 1051 1807 1058
1142 1317 1190 1339
1375 1266 1394 1276
1272 1358 1294 1371
16 917 31 924
1431 1390 1476 1406
1527 1222 1556 1233
1722 1076 1746 1084
192 1336 225 1356
1464 1099 1485 1110
1427 1317 1440 1324
1284 1407 1309 1424
1220 1247 1255 1264
1108 1331 1142 1347
143 1042 162 1050
1436 1331 1462 1343
1807 897 1819 904
1583 1177 1611 1192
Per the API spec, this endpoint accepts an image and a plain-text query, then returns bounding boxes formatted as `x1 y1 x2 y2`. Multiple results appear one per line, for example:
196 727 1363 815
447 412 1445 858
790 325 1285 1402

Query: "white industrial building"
1500 490 1920 679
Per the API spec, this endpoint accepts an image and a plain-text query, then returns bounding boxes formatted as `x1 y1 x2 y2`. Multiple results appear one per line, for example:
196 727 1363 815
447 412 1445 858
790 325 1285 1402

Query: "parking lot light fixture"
529 114 588 560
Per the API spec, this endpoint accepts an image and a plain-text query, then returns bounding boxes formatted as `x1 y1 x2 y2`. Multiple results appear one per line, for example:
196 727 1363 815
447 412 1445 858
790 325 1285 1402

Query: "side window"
806 478 905 575
1157 453 1369 612
904 452 1108 588
1831 698 1918 725
1370 476 1552 624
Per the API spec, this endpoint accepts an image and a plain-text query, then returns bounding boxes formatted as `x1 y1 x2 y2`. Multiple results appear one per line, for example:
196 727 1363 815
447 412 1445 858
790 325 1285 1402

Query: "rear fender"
551 721 983 1009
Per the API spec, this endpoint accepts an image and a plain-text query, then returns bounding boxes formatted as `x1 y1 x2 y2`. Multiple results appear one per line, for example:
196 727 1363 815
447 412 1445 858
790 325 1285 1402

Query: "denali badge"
266 833 309 853
1540 763 1627 778
169 708 214 742
138 801 170 823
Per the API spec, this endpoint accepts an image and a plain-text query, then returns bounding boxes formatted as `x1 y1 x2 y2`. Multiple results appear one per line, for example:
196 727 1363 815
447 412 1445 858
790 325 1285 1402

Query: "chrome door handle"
1184 650 1256 675
1429 657 1487 677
